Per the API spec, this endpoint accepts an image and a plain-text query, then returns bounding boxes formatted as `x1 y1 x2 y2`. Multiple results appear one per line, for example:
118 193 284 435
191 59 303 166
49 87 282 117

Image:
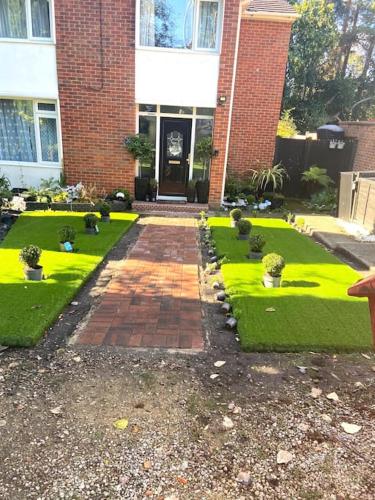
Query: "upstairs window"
0 0 52 40
139 0 221 51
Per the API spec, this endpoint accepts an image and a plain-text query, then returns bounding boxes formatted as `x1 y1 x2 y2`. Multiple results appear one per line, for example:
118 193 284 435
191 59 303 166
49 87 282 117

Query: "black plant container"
135 177 149 201
196 180 209 204
186 186 196 203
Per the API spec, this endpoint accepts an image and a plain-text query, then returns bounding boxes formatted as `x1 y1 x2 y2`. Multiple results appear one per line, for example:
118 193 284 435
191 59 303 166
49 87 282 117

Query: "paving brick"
76 218 204 350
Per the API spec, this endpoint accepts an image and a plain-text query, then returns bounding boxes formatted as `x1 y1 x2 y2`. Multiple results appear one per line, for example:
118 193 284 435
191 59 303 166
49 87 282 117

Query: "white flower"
116 192 125 199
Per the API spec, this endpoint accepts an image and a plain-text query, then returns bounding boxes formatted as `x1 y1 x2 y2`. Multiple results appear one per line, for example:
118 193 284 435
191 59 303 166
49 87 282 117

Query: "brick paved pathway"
76 217 204 350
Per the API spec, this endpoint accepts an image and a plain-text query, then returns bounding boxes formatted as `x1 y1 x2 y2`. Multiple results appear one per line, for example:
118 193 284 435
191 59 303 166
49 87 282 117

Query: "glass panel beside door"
159 117 192 196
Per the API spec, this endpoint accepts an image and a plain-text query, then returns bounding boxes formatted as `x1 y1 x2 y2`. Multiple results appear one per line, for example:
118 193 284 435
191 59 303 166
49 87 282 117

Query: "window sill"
0 38 55 46
0 160 61 169
136 45 220 56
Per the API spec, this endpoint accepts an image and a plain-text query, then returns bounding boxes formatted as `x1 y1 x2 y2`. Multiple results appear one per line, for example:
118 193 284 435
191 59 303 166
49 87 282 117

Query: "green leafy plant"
307 188 337 212
277 109 298 138
285 211 296 224
149 178 158 190
250 164 288 192
230 208 242 221
301 166 333 189
83 213 98 229
124 134 153 162
98 201 111 217
19 245 42 269
262 253 285 277
295 217 305 230
53 191 69 203
249 234 266 253
237 219 252 235
195 137 213 179
59 225 76 243
262 192 285 209
246 194 256 205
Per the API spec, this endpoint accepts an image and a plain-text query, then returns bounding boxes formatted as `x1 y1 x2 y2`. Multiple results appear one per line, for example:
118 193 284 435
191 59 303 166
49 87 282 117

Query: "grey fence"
338 171 375 232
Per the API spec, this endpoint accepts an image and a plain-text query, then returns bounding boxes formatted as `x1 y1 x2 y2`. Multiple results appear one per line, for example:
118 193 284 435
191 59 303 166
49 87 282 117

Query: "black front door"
159 117 192 196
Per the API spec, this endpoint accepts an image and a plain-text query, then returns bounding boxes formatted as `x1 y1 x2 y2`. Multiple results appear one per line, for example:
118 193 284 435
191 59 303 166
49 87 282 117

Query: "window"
0 0 52 40
0 99 59 164
138 115 156 178
138 0 220 51
160 105 193 115
193 118 213 180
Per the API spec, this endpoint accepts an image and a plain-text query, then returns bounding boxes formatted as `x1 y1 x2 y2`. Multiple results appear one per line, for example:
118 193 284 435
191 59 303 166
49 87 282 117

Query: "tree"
283 0 375 131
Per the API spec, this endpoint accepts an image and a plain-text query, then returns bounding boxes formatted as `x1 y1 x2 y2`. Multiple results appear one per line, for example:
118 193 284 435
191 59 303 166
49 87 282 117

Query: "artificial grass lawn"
209 217 372 352
0 211 138 347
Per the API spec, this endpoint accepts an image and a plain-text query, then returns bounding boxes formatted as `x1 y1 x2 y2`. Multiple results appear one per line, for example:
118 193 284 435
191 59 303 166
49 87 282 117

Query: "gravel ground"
0 347 374 499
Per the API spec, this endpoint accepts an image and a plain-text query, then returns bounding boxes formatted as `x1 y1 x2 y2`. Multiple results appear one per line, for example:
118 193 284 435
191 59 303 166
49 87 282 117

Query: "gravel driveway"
0 346 374 499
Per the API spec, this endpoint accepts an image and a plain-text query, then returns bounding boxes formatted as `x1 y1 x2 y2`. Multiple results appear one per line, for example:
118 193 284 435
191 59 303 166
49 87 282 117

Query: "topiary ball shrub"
84 213 98 229
98 201 111 217
59 225 76 243
19 244 42 269
262 253 285 277
230 208 242 221
249 234 266 253
237 219 252 238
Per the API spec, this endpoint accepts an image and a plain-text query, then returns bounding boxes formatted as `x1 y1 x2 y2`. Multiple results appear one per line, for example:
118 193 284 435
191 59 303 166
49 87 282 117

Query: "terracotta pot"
24 266 43 281
263 273 281 288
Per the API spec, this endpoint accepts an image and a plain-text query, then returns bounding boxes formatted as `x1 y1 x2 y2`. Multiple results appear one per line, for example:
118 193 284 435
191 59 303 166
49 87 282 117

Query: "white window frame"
0 97 62 168
0 0 55 43
137 104 214 183
136 0 223 54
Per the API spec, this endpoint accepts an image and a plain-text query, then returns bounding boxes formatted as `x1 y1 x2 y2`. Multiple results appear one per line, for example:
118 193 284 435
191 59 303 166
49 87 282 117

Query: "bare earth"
0 347 374 499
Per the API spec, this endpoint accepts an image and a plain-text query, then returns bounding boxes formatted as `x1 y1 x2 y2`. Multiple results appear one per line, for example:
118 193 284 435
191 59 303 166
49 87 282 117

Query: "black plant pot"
196 180 209 204
135 177 149 201
186 187 196 203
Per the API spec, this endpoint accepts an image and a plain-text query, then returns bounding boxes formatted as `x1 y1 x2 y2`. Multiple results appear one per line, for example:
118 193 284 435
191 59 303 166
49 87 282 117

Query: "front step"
133 201 208 215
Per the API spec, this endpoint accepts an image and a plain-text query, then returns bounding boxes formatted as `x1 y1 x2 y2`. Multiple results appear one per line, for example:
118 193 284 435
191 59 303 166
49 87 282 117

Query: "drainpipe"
219 0 248 203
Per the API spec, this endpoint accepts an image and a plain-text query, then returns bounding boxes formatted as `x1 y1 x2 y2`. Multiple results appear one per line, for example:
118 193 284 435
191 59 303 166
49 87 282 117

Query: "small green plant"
286 211 296 224
58 225 76 243
83 213 98 229
19 245 41 269
301 166 333 189
199 210 207 220
237 219 252 235
249 234 266 253
295 217 305 230
307 188 337 212
246 194 256 205
230 208 242 221
262 253 285 277
98 201 111 217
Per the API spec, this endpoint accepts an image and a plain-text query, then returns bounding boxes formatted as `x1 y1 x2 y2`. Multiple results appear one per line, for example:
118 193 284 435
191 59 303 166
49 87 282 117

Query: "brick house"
0 0 297 205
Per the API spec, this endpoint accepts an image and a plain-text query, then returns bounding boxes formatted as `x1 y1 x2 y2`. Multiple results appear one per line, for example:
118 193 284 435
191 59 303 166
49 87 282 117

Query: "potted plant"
58 225 76 251
230 208 242 228
186 180 196 203
237 219 252 240
83 213 98 234
19 245 43 281
149 179 158 202
98 201 111 222
262 253 285 288
248 234 266 259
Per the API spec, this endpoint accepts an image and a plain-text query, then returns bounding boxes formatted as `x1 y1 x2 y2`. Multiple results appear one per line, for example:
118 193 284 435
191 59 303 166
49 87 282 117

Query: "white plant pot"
263 273 281 288
24 266 43 281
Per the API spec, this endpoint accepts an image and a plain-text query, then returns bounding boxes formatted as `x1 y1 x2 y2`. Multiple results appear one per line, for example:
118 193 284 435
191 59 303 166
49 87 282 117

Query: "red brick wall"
228 19 292 178
209 0 241 205
55 0 136 194
341 122 375 172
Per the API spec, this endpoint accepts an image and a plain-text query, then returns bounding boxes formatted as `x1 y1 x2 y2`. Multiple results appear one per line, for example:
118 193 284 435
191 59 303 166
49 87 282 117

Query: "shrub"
262 192 285 209
149 178 158 190
83 213 98 228
124 134 153 162
98 201 111 216
285 212 295 224
249 234 266 253
301 166 333 189
277 109 298 138
307 188 337 212
262 253 285 277
230 208 242 221
19 245 41 269
250 164 288 193
246 194 256 205
237 219 252 235
58 225 76 243
295 217 305 229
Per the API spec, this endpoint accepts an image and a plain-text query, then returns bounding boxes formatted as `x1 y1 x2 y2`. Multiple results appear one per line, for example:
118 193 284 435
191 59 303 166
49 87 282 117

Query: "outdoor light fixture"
218 95 227 105
212 149 219 157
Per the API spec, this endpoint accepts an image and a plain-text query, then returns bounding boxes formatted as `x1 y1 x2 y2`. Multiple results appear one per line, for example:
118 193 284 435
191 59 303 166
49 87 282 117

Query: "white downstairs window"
138 0 221 51
0 99 60 164
0 0 52 40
